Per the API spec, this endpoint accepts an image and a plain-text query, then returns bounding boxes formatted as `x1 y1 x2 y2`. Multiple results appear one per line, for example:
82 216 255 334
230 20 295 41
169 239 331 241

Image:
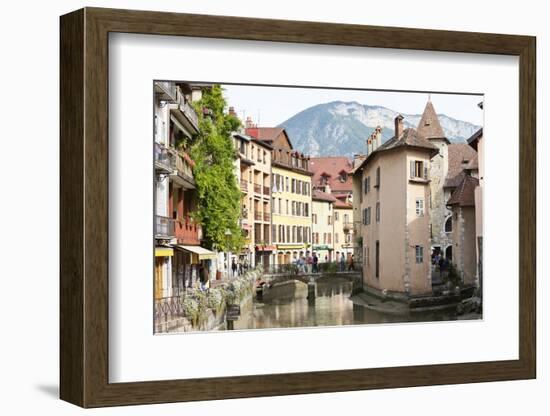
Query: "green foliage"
190 85 244 252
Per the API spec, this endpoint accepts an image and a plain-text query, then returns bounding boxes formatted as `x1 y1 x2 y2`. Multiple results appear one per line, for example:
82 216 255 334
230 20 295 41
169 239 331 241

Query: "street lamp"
224 228 232 279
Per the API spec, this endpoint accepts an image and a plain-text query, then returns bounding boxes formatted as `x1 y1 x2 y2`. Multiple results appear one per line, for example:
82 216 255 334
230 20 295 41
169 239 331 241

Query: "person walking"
231 258 238 277
312 253 319 273
348 254 355 271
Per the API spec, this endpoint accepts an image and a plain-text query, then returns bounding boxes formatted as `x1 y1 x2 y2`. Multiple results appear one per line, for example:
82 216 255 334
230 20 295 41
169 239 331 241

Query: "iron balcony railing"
179 99 200 132
154 143 172 172
263 185 270 195
154 81 177 102
155 215 175 237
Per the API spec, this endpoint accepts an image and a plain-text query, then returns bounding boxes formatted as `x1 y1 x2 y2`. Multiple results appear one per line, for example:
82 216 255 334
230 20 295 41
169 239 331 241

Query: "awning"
155 247 174 257
172 244 217 260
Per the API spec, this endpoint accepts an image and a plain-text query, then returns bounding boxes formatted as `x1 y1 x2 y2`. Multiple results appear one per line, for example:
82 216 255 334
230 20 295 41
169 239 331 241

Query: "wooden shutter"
410 161 415 178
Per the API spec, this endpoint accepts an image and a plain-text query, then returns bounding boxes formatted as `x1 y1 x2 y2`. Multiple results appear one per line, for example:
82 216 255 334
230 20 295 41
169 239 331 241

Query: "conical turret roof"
417 100 447 141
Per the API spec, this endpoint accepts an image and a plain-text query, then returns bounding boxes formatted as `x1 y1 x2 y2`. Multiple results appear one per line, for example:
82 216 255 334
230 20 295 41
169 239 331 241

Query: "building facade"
153 81 216 299
309 156 356 262
245 125 313 265
355 115 438 297
231 109 276 269
311 190 337 262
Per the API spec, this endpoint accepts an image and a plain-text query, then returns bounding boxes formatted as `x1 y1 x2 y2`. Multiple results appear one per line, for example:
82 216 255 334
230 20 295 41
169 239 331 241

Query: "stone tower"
417 99 451 258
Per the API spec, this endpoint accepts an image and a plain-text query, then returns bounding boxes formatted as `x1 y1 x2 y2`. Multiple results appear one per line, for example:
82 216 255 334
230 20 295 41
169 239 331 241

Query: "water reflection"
233 276 465 331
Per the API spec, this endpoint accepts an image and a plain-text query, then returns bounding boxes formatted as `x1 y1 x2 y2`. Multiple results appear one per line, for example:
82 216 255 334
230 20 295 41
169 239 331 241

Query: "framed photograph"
60 7 536 408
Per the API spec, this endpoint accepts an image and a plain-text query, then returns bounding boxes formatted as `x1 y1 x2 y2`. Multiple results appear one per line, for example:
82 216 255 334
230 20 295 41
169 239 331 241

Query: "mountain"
278 101 481 157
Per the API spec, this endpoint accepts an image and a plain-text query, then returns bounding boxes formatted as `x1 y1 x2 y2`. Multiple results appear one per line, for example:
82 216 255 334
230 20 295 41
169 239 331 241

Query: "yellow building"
311 190 336 262
245 125 312 265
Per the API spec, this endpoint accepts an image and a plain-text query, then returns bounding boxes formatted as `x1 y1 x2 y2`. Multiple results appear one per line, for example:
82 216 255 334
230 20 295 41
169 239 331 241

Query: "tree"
190 85 244 252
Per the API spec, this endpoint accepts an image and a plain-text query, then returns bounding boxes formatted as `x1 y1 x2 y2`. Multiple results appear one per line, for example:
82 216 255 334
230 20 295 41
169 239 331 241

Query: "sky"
222 84 484 127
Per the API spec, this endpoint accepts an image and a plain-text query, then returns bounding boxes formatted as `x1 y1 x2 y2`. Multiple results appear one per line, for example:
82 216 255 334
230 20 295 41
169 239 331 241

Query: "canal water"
233 276 469 330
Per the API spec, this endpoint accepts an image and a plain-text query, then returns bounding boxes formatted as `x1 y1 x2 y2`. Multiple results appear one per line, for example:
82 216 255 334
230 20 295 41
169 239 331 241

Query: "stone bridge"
258 270 363 300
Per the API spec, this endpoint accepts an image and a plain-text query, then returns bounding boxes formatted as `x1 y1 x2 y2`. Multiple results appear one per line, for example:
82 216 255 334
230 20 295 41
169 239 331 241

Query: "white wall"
0 0 546 415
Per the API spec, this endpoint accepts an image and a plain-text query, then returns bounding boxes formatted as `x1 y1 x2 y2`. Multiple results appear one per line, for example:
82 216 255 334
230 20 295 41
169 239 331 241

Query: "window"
376 202 380 222
335 233 339 243
278 198 282 214
286 199 289 215
445 216 453 233
292 201 296 216
410 160 428 179
286 225 290 242
323 233 326 244
364 176 371 194
375 167 380 188
416 199 424 216
328 233 332 244
272 225 277 243
340 172 347 182
312 213 317 224
292 226 296 242
363 207 371 225
291 179 296 193
328 215 332 225
304 203 309 217
415 245 424 263
285 177 289 192
335 211 339 221
272 197 276 213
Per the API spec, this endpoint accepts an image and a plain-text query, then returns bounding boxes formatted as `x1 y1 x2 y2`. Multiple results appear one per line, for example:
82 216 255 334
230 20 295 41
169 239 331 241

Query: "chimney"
367 137 372 155
394 114 404 138
228 106 236 117
245 116 254 129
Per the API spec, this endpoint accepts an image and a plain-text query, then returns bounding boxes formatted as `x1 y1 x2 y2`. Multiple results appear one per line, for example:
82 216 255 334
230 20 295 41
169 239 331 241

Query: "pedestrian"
312 253 319 273
340 252 346 272
348 254 355 271
231 258 238 277
306 253 313 274
238 258 244 275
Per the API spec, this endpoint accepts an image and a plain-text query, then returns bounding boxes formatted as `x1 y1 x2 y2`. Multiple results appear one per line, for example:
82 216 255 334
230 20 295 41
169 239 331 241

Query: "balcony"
174 216 201 245
154 81 177 102
263 212 271 222
343 222 354 233
254 211 263 221
171 99 200 136
179 100 200 133
254 183 262 194
169 150 195 190
155 215 175 238
154 143 172 174
263 185 270 196
240 179 248 192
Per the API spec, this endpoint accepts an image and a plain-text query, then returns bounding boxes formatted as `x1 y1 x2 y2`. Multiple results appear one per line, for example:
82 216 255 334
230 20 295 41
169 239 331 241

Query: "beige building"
245 125 313 265
447 172 479 287
354 115 438 297
312 190 336 262
467 127 484 285
333 197 354 262
232 129 273 268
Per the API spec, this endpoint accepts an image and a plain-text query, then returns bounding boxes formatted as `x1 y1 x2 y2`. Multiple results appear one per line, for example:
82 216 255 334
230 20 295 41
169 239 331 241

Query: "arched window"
445 216 452 233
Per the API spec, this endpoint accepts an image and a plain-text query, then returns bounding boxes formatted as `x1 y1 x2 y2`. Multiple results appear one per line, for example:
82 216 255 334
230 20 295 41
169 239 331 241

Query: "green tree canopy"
190 85 244 252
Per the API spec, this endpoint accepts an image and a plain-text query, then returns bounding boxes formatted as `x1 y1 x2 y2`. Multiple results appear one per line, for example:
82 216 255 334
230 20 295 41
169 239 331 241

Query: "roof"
312 189 337 203
354 127 438 173
376 128 439 155
417 100 448 141
447 174 479 207
334 199 353 209
467 128 483 151
245 127 291 147
309 156 354 192
444 143 478 188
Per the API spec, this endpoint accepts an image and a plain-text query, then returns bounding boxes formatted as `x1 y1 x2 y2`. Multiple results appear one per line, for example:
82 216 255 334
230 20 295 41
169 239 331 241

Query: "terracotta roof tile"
309 156 354 192
417 100 447 141
376 127 439 155
312 189 337 203
447 174 479 207
334 199 353 209
245 127 285 143
444 143 478 188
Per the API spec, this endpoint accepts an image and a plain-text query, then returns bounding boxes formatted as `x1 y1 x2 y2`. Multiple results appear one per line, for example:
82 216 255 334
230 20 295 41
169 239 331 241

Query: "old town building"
153 81 216 300
354 115 439 297
232 123 274 268
246 124 313 265
310 156 355 262
311 189 337 262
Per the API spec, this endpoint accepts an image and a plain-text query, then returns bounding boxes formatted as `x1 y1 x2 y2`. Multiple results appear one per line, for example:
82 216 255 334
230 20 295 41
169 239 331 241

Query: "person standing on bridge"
312 253 319 273
306 253 313 274
340 252 346 272
348 254 355 271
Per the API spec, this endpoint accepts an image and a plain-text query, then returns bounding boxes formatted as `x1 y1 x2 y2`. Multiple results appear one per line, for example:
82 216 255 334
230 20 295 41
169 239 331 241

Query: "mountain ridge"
277 101 481 157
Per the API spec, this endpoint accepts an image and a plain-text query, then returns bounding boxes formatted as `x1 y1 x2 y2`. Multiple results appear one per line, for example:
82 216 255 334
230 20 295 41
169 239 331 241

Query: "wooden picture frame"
60 7 536 408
